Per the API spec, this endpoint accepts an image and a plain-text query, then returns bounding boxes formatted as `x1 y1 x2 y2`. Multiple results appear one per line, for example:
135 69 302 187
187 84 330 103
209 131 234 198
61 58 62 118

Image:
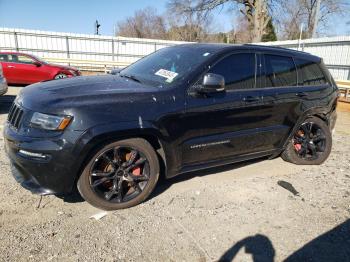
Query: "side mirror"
199 73 225 94
33 61 41 67
110 68 121 75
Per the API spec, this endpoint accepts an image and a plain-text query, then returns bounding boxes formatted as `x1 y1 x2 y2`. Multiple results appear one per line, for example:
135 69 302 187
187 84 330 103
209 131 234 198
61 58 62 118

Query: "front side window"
294 59 327 86
0 54 8 62
208 53 256 90
263 55 297 87
17 55 36 64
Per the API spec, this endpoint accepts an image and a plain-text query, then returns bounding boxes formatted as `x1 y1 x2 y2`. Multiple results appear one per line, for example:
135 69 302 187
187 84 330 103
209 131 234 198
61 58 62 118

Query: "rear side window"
208 53 256 90
294 59 327 86
263 55 297 87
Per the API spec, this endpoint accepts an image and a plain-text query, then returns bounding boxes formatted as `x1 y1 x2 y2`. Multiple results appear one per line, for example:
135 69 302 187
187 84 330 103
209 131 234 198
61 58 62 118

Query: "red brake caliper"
294 130 304 152
132 167 141 176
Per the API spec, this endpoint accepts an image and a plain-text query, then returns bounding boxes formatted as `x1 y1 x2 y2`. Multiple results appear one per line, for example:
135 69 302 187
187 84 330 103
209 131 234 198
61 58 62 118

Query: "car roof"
0 51 33 56
173 43 321 62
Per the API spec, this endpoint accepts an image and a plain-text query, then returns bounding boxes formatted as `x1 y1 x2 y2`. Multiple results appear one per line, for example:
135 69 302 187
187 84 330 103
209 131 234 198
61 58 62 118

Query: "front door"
181 52 280 167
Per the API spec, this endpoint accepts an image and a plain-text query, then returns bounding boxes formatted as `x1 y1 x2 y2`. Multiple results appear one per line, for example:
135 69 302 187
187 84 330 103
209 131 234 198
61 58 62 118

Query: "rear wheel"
77 138 159 210
281 117 332 165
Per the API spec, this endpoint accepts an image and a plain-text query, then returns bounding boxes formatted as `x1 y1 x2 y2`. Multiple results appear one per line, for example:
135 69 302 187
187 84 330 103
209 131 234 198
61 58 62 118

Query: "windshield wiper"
120 74 141 83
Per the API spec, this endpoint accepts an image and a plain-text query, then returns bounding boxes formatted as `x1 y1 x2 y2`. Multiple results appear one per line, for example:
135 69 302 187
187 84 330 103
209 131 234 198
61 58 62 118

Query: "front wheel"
54 73 67 80
77 138 159 210
281 117 332 165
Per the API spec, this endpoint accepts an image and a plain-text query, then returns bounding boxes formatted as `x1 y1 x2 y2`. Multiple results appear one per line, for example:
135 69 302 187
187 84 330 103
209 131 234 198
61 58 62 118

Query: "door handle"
7 65 15 68
296 92 308 97
243 96 261 102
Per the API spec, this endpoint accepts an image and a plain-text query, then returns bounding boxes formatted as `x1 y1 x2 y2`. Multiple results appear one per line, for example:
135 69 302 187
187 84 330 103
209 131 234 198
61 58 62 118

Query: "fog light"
18 150 47 159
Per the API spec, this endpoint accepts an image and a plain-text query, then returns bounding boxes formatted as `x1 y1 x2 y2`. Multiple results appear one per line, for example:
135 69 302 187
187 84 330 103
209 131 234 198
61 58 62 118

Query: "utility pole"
312 0 321 38
95 20 101 35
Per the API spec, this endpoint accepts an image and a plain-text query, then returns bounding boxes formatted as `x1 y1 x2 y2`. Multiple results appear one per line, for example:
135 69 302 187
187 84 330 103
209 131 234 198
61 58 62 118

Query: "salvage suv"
4 44 338 210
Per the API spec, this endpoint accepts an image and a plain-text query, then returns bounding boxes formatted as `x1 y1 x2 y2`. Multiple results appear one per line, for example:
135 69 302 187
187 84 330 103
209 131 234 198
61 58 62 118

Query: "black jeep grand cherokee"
4 44 338 210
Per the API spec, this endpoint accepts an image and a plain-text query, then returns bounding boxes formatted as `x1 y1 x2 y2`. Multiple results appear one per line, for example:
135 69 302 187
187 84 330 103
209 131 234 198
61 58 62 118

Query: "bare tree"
116 7 168 39
167 0 213 41
274 0 349 39
167 0 272 42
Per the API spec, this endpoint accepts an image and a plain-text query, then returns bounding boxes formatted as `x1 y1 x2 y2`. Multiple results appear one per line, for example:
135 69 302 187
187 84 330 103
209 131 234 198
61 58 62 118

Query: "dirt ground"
0 87 349 262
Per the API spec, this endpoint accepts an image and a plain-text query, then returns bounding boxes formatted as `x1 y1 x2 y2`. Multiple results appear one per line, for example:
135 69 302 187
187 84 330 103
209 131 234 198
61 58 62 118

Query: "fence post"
154 43 157 52
65 36 70 65
116 40 119 62
14 32 19 51
111 39 115 61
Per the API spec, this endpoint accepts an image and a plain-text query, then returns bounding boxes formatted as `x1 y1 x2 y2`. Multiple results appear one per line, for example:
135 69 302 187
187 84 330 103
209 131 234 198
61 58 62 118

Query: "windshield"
120 46 214 87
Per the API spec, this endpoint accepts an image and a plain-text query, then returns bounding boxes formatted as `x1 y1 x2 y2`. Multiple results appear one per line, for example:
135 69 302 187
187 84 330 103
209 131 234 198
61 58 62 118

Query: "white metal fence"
0 27 349 80
0 27 190 71
260 36 350 81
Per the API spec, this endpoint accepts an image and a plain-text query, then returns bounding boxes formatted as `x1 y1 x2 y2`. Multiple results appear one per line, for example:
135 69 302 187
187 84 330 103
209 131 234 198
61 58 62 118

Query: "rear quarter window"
294 58 328 86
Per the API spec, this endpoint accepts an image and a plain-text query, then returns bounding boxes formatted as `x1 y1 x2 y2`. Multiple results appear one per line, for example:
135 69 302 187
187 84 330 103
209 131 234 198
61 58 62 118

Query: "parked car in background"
0 52 81 85
0 63 8 95
4 44 338 210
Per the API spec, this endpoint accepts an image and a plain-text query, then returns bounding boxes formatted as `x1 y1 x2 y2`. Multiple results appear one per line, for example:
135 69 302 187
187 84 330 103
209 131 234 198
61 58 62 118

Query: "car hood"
17 75 163 114
47 63 78 71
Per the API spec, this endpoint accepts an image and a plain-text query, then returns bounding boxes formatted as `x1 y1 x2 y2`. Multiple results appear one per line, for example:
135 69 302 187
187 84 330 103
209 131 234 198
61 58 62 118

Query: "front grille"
7 103 24 129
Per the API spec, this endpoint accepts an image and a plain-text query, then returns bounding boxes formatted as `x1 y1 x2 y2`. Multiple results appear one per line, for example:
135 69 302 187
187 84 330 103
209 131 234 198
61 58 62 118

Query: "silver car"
0 63 8 96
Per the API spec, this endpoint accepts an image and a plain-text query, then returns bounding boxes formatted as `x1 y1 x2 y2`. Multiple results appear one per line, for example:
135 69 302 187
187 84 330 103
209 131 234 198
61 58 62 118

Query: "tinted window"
208 53 256 90
294 59 327 86
263 55 297 87
0 54 8 62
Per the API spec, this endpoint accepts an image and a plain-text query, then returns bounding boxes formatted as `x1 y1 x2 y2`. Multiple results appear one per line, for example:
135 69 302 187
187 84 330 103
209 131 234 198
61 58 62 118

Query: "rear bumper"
0 77 8 96
3 123 84 195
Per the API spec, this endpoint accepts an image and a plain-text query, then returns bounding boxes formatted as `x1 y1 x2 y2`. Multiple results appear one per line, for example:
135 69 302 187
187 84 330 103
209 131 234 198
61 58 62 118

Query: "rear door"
181 52 277 167
258 53 303 149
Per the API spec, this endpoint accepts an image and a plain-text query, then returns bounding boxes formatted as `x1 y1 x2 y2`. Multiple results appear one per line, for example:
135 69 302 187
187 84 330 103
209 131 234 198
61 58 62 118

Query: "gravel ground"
0 88 349 262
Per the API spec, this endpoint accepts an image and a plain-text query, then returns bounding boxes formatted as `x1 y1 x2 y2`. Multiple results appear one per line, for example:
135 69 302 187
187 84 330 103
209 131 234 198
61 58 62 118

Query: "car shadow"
0 95 16 114
218 219 350 262
148 157 267 201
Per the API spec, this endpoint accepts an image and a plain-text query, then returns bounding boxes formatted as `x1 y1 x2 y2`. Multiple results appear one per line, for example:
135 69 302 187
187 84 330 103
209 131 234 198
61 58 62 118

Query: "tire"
77 138 159 210
54 73 67 80
281 117 332 165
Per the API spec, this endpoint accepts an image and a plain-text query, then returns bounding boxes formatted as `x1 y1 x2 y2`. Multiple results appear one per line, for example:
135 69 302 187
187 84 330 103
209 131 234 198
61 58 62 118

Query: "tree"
116 7 167 39
167 0 213 42
261 18 277 42
167 0 272 42
274 0 349 39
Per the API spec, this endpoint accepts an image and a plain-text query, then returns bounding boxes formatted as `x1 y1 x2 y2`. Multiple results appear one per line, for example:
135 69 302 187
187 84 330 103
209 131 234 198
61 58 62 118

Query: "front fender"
70 120 176 180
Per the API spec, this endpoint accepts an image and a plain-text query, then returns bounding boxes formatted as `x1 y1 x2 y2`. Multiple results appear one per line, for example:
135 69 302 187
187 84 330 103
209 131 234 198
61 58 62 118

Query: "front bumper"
4 123 83 195
0 77 8 96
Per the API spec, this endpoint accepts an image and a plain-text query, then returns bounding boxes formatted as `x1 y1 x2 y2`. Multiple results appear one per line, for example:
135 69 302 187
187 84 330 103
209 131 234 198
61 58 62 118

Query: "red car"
0 52 81 85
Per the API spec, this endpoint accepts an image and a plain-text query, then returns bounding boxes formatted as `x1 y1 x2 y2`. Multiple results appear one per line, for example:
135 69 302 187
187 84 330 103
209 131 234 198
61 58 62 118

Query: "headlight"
30 112 72 131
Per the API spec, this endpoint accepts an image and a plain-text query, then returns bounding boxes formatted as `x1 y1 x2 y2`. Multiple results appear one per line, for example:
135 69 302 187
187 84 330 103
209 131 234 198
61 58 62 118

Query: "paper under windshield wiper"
120 74 141 83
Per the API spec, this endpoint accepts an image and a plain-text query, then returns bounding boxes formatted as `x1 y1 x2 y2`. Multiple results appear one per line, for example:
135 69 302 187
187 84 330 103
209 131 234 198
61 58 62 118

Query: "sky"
0 0 348 37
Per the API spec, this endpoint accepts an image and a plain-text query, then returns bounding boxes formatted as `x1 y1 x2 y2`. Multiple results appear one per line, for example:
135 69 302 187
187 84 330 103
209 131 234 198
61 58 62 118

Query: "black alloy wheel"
281 117 332 165
78 138 159 210
89 146 150 203
293 122 326 160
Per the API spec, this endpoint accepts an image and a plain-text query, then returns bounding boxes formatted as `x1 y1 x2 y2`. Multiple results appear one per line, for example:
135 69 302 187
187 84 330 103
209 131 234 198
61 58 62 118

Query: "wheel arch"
72 126 169 189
